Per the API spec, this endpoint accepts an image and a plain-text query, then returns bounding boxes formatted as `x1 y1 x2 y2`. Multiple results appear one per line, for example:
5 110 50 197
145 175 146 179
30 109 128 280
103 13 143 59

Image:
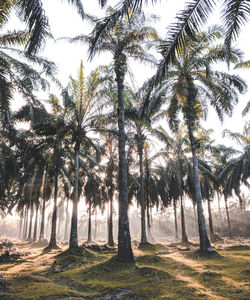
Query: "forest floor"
0 237 249 299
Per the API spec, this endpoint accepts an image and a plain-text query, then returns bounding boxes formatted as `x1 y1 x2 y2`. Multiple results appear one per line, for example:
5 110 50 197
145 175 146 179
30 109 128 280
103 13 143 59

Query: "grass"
1 239 250 299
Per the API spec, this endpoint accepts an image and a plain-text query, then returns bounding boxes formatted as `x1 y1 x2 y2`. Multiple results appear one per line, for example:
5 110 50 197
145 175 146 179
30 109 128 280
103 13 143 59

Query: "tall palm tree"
162 26 247 252
124 77 168 245
87 8 157 262
58 61 104 249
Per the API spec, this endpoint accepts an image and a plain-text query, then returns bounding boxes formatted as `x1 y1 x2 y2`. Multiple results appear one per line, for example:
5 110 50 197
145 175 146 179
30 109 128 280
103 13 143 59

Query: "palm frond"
222 0 250 65
155 0 215 83
15 0 50 55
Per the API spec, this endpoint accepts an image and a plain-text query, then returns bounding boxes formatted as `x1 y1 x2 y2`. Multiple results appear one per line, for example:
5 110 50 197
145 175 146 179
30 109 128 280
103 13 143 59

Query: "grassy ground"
0 238 249 299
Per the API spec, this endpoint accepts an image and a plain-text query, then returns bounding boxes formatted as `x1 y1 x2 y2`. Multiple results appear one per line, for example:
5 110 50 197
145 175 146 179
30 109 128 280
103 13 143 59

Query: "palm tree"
57 61 104 249
220 122 250 234
124 77 169 245
87 8 157 262
103 135 117 247
154 125 190 243
162 26 246 252
91 0 250 74
84 173 103 244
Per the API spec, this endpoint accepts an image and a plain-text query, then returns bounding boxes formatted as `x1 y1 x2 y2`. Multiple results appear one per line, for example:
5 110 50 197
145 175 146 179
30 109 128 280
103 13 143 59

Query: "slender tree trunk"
64 199 69 241
207 199 214 240
145 160 154 242
192 201 198 237
27 203 34 240
70 145 79 248
239 202 246 237
138 141 147 245
217 191 223 235
57 206 62 239
180 196 188 243
22 207 28 240
150 206 153 232
39 166 48 241
146 200 154 242
18 214 23 239
39 198 46 241
114 53 134 263
33 204 39 242
108 197 114 247
94 210 97 241
224 196 232 238
173 200 179 240
188 126 212 252
48 174 58 249
87 202 93 244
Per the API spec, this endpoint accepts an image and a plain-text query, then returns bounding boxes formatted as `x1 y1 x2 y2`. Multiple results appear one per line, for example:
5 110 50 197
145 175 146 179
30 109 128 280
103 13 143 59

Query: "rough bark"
114 53 134 263
146 200 154 242
69 145 79 248
188 126 212 252
48 174 58 249
138 140 147 245
87 202 93 244
39 197 46 241
224 196 232 237
173 200 179 240
108 198 114 247
192 202 198 237
180 196 188 243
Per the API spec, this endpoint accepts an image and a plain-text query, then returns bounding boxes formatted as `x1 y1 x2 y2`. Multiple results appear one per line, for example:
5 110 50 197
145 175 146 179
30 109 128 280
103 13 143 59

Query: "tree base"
44 244 60 251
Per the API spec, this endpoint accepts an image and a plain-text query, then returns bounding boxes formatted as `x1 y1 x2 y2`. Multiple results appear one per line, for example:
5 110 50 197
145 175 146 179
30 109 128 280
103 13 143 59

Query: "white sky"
7 0 250 149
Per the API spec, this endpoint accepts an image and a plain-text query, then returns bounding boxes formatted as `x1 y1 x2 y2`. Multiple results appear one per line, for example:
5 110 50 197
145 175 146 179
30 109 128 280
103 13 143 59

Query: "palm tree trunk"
180 196 188 243
138 142 147 245
48 174 58 249
108 197 114 247
87 202 93 244
114 53 134 263
207 199 214 240
39 197 46 241
192 201 198 237
224 196 232 237
217 191 223 235
70 145 79 248
27 203 34 240
94 210 97 241
64 199 69 241
33 204 39 242
22 206 28 240
18 214 23 239
173 200 179 240
188 127 212 252
146 199 154 242
39 166 48 241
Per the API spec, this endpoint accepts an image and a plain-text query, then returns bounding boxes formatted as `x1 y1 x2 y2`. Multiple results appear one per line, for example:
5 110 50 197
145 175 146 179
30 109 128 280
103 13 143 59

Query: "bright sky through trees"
7 0 250 147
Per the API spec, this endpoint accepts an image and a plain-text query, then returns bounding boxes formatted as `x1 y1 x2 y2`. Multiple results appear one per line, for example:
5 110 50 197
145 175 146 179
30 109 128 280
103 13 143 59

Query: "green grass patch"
138 242 168 253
